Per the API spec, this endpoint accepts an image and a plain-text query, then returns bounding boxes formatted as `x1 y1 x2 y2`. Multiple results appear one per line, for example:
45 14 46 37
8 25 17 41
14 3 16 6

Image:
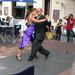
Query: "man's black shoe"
28 57 33 61
45 52 50 59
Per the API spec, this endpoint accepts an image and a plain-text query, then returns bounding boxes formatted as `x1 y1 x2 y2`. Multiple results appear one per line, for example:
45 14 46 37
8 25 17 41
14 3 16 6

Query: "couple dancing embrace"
16 8 51 61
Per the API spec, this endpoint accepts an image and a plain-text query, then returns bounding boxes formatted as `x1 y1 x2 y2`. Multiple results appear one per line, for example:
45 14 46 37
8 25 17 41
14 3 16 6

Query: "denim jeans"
55 34 61 41
66 30 73 43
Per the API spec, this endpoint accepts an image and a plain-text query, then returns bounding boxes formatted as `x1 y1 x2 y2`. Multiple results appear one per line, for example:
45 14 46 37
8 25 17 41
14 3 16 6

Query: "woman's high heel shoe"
16 56 22 61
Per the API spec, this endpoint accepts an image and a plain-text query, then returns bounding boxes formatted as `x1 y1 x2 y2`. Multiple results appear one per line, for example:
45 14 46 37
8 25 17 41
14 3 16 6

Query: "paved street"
0 35 75 75
0 0 75 74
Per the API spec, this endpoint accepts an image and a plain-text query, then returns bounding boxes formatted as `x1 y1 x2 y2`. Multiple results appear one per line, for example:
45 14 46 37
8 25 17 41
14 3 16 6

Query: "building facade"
0 0 75 26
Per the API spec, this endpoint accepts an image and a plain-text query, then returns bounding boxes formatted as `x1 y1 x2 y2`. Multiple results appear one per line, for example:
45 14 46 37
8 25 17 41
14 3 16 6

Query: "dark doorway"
44 0 50 15
27 3 33 9
29 6 33 9
12 2 16 17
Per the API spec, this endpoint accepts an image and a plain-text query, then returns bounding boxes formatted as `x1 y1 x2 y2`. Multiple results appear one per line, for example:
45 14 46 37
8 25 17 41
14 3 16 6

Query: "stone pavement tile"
0 50 75 75
58 67 71 75
0 39 75 75
0 41 31 59
43 40 75 54
0 39 75 59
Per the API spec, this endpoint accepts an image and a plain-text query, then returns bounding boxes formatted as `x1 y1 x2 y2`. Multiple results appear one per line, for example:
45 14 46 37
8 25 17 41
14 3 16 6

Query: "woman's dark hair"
26 8 36 19
59 19 63 22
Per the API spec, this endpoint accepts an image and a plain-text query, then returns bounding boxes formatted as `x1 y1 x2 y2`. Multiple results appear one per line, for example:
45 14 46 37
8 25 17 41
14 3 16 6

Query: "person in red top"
64 14 75 43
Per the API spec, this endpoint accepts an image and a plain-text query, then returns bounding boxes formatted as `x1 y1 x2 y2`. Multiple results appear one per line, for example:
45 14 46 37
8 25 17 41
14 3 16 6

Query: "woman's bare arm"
55 23 59 29
31 17 46 23
59 23 63 26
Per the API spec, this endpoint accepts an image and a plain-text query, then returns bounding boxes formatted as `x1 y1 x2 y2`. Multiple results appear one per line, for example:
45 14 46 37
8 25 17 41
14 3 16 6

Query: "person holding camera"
55 19 63 41
63 14 75 43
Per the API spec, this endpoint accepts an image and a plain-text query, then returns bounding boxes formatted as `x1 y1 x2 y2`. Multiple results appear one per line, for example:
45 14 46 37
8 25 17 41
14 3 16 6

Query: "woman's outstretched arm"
31 17 46 23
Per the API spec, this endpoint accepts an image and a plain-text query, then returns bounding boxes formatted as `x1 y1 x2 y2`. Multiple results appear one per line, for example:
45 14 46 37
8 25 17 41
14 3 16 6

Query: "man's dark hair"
70 14 73 17
52 26 54 28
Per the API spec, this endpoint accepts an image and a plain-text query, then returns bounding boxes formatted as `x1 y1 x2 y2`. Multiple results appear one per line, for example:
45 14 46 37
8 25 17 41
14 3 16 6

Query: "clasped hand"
45 15 50 20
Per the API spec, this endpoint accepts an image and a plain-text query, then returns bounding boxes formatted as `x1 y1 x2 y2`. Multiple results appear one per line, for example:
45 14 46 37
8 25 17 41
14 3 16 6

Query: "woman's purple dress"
19 22 36 48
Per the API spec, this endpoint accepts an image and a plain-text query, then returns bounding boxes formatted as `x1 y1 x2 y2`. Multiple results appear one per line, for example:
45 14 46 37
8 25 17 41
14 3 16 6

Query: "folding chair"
5 25 21 44
12 65 35 75
14 25 21 38
0 28 6 44
4 27 16 44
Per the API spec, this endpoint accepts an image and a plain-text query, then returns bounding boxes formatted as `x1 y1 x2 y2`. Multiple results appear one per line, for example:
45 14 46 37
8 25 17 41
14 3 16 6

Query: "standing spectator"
55 19 63 41
63 14 75 43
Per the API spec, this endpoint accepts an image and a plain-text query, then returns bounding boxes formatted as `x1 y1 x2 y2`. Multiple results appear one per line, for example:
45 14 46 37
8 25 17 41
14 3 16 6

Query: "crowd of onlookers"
45 19 63 41
45 14 75 43
0 14 75 43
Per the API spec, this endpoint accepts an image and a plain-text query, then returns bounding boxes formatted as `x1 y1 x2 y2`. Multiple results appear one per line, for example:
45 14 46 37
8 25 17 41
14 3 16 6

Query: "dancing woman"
16 8 50 61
